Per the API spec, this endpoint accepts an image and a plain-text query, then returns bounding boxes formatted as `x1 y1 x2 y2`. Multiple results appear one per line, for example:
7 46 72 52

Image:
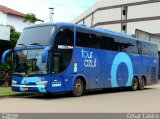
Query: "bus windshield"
13 49 48 76
16 26 55 46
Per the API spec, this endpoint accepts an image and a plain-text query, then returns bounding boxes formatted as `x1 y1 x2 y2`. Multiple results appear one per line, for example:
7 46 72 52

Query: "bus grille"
151 67 156 83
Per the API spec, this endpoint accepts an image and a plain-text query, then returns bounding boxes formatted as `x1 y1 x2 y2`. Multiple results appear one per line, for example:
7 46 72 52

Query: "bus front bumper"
12 84 47 93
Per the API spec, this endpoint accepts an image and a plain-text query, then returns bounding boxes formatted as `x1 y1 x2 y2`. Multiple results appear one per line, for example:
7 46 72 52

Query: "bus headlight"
36 81 48 85
12 80 17 84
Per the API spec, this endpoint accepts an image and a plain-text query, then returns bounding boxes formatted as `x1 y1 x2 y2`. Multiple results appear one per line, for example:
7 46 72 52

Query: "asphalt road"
0 83 160 113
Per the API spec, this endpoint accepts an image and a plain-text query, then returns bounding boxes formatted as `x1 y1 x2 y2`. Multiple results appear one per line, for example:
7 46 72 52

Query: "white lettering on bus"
81 49 93 59
81 49 96 67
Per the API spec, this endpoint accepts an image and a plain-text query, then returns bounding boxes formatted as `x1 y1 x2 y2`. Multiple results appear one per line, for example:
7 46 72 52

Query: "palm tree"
23 13 37 25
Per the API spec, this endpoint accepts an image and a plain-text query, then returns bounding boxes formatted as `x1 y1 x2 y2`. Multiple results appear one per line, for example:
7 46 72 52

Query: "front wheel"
72 78 84 97
131 77 139 91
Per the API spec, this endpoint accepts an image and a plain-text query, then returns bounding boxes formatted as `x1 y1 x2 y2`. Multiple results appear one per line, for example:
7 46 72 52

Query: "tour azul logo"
81 49 96 68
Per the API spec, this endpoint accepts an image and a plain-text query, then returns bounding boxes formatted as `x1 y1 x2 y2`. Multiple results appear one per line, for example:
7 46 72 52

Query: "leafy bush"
0 56 12 87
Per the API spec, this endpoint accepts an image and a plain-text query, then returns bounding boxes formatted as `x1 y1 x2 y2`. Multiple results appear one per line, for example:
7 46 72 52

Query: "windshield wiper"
17 43 27 48
30 43 43 47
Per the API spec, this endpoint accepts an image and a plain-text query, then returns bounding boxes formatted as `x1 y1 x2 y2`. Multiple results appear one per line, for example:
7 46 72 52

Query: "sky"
0 0 97 22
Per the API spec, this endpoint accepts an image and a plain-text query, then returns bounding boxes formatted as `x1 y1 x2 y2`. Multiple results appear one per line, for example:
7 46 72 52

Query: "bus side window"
76 31 91 47
76 28 99 48
121 39 138 54
54 27 74 49
100 35 116 51
114 37 138 54
140 42 157 56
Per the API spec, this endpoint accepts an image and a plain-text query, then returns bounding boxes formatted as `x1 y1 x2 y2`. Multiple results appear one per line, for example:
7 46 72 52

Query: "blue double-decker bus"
2 23 159 97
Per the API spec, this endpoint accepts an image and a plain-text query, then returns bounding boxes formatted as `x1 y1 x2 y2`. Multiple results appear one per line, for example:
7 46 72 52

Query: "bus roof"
24 22 157 45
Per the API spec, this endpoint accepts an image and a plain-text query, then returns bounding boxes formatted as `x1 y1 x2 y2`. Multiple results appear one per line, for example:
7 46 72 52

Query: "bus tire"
139 77 145 90
72 78 84 97
131 77 139 91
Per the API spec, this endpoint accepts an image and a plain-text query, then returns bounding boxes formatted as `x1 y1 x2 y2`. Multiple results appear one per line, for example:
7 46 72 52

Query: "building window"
122 25 126 31
123 10 126 16
121 6 128 20
122 24 127 33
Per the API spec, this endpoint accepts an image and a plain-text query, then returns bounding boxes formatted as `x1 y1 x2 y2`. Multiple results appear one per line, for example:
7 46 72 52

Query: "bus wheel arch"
133 75 139 81
72 76 86 97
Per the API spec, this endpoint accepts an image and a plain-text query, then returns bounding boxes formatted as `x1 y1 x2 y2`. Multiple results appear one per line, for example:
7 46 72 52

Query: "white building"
0 5 43 32
73 0 160 35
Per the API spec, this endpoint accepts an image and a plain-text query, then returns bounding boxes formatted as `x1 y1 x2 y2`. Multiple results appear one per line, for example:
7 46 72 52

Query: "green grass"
0 87 27 97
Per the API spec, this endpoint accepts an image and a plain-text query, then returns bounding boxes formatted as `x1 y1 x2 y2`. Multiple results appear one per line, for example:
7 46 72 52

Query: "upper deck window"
76 28 100 48
53 26 74 49
16 26 55 47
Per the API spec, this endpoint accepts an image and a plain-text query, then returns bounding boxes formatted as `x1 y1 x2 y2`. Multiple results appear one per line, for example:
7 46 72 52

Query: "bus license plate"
23 87 28 91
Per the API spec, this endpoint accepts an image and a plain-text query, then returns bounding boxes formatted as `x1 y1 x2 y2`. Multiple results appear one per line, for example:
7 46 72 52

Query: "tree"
9 26 21 48
23 13 37 25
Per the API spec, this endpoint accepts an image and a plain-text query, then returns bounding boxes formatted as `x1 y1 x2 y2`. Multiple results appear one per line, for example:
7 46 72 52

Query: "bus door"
50 52 65 92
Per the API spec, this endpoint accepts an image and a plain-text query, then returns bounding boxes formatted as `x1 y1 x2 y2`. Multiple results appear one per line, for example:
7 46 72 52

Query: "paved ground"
0 84 160 113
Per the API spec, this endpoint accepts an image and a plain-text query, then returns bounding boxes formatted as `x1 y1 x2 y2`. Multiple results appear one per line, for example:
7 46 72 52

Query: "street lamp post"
49 7 54 22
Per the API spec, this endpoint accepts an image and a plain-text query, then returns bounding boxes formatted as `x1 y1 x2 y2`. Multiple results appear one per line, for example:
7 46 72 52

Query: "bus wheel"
72 78 84 97
139 77 145 90
131 77 138 91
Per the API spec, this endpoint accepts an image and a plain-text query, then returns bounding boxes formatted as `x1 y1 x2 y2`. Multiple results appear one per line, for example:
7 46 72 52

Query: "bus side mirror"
1 49 12 64
42 46 51 63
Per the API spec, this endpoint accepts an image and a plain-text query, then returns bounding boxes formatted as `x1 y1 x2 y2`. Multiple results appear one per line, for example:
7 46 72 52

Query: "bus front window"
16 26 55 47
13 49 48 76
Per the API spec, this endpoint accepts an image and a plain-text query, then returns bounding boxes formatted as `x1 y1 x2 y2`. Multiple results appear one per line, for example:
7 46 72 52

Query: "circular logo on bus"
111 52 133 87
